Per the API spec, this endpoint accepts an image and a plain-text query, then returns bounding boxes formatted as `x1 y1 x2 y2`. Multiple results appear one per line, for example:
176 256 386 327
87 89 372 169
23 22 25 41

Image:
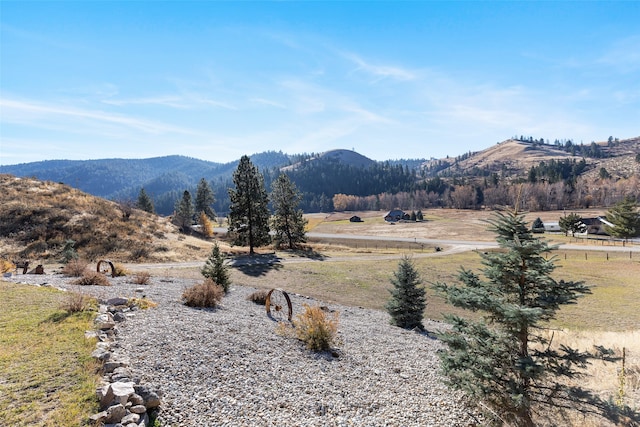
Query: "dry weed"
112 263 129 277
61 259 89 277
132 271 151 285
72 271 111 286
293 304 339 351
60 292 94 313
182 279 224 308
246 289 269 305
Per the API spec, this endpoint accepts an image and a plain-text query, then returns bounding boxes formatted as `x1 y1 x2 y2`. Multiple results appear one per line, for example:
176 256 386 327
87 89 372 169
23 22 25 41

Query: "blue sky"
1 1 639 166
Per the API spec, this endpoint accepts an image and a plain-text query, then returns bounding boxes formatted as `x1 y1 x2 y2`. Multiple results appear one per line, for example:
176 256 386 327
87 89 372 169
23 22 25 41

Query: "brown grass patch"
72 271 110 286
182 279 224 308
61 259 89 277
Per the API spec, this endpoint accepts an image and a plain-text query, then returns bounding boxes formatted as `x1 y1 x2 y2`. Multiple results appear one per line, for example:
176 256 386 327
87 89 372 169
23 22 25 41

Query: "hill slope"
422 137 640 180
0 175 211 262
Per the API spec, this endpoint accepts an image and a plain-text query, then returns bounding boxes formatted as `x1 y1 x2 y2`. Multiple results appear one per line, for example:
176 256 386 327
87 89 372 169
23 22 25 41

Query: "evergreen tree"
605 196 640 242
195 178 216 220
270 173 308 249
385 255 426 330
559 212 586 236
531 217 545 233
228 155 271 254
173 190 194 233
201 241 231 292
137 188 154 214
434 211 625 426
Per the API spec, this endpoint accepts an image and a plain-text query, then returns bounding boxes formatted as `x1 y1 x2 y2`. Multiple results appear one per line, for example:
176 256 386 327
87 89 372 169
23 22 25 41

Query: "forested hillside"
2 137 638 215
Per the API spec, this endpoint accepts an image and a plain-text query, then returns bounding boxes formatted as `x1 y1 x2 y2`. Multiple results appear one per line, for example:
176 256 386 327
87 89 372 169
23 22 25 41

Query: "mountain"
282 149 376 171
421 137 640 181
1 149 411 215
2 138 637 215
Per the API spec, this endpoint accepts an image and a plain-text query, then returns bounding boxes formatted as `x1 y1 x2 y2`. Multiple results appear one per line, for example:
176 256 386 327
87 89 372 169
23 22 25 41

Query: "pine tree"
434 210 626 426
531 216 544 233
559 212 586 236
173 190 194 233
605 196 640 242
270 173 307 249
201 241 231 292
137 188 154 213
385 255 426 330
228 155 271 254
195 178 216 220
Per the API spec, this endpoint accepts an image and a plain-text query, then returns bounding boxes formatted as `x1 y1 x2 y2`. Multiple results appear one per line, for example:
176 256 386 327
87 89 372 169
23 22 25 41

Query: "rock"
104 360 128 373
111 381 136 405
129 393 144 406
135 385 162 409
91 348 111 361
113 311 127 322
121 412 140 425
97 384 115 409
107 297 129 306
129 404 147 414
95 313 116 330
89 410 107 423
104 403 127 424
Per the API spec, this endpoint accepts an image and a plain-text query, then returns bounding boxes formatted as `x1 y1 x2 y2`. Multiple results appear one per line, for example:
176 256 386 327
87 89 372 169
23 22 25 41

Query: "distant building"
543 222 562 232
576 217 613 236
384 209 405 222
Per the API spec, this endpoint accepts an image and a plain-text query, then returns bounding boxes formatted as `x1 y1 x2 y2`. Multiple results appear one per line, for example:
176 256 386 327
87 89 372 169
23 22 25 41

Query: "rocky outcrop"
88 299 162 427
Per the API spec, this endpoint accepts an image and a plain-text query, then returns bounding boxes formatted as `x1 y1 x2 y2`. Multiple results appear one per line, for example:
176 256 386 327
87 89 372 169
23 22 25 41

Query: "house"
543 222 562 232
576 217 613 236
349 215 363 223
384 209 405 222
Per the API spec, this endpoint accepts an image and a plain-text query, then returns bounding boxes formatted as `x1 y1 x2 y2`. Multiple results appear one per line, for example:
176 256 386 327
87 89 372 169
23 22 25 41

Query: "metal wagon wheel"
265 288 292 322
97 260 115 277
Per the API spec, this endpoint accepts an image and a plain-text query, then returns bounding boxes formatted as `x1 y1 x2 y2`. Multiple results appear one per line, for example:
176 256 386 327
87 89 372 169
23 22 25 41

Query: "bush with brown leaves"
293 304 339 352
61 259 89 277
132 271 151 285
182 279 224 308
246 289 269 305
73 271 111 286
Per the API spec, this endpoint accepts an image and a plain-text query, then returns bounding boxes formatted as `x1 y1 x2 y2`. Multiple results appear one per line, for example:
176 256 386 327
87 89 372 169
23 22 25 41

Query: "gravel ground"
7 273 479 427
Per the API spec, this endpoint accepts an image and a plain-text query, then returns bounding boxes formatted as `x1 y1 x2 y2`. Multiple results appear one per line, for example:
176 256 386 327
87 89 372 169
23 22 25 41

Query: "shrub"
132 271 151 285
112 263 129 277
0 259 15 274
246 289 269 305
73 271 111 286
182 279 224 308
61 259 89 277
293 304 339 352
60 292 94 313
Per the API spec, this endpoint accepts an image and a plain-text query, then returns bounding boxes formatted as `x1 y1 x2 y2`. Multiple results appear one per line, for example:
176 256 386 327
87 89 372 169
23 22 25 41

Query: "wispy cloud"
342 52 416 82
102 94 237 110
598 35 640 72
0 97 195 135
250 98 287 109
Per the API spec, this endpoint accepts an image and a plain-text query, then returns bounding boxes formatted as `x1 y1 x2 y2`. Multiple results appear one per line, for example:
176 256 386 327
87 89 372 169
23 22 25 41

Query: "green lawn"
0 282 99 427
